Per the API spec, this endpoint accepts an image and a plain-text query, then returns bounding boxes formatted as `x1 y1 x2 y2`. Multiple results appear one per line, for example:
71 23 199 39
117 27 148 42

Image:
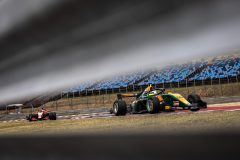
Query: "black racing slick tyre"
49 112 57 120
188 94 207 109
26 114 32 121
27 114 38 121
187 94 201 103
146 97 160 114
113 100 127 116
199 101 207 108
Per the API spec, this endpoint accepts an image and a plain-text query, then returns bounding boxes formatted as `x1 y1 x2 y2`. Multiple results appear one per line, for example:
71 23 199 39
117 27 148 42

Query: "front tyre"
146 97 160 114
188 94 207 109
49 112 57 120
113 100 127 116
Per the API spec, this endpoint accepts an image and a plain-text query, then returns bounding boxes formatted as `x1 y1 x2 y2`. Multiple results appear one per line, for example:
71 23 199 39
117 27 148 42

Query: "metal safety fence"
1 76 240 116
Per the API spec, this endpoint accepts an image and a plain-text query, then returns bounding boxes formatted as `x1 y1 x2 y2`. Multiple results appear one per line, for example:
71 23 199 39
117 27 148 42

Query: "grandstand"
190 56 240 80
63 54 240 94
89 70 150 90
139 60 208 85
63 81 96 93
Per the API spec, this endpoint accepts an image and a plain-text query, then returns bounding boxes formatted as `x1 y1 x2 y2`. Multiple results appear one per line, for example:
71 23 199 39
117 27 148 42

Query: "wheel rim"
147 100 153 112
113 103 118 114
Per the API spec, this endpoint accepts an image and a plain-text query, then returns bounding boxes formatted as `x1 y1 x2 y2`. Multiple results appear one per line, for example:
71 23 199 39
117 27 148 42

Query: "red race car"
26 108 57 121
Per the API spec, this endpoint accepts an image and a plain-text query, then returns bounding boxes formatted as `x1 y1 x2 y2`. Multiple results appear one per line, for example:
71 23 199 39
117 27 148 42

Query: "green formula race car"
110 85 207 116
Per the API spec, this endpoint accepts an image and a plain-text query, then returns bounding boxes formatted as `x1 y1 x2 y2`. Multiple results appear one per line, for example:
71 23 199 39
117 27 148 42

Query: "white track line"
227 109 240 112
202 110 215 112
1 108 240 123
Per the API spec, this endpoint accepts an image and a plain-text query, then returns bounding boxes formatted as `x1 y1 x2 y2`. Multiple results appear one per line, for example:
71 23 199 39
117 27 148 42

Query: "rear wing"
117 93 137 100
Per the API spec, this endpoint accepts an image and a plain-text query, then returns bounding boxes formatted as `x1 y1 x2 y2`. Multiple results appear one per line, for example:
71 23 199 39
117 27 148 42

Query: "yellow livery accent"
165 106 171 110
156 95 164 102
169 93 191 105
121 93 136 97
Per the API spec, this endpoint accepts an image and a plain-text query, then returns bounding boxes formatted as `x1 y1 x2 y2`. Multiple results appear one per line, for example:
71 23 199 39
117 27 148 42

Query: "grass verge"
0 110 240 136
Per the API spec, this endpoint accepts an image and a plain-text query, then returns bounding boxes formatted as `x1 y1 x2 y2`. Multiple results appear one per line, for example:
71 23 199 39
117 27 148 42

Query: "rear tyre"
113 100 127 116
146 97 160 114
27 114 38 121
26 115 32 121
199 101 207 108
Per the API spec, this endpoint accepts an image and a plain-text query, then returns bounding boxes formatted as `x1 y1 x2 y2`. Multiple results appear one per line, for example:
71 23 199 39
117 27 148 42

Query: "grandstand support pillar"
178 82 180 88
193 79 196 93
55 100 58 111
236 75 240 92
30 104 33 114
219 78 223 96
109 92 111 106
186 79 189 95
211 78 216 98
102 94 104 107
126 87 127 93
133 84 135 91
87 96 89 109
226 76 232 96
163 82 165 89
203 80 207 95
73 91 75 99
5 105 7 115
94 92 97 104
119 87 121 93
230 77 234 96
103 89 108 106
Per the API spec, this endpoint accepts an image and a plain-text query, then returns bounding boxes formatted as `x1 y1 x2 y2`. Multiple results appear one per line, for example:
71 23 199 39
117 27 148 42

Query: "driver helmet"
145 84 153 92
148 84 153 91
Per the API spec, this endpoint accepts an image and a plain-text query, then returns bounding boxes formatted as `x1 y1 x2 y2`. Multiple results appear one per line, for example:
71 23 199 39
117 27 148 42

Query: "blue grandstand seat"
191 57 240 80
63 55 240 92
139 61 206 85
